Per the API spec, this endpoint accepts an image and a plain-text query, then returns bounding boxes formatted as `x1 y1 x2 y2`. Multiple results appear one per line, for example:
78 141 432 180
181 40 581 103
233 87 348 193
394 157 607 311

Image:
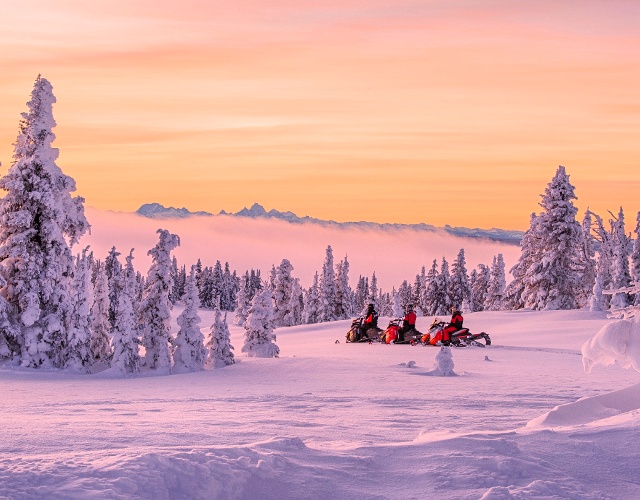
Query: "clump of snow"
432 346 456 376
406 360 416 368
581 317 640 373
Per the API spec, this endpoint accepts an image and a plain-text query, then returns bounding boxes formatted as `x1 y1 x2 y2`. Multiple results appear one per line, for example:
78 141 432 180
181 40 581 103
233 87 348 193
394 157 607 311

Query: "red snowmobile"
421 318 491 347
345 317 383 343
380 318 423 344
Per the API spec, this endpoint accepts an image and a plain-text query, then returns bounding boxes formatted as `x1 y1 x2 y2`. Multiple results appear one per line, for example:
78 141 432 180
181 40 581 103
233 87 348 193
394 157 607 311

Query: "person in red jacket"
359 303 379 340
396 304 417 342
441 307 464 345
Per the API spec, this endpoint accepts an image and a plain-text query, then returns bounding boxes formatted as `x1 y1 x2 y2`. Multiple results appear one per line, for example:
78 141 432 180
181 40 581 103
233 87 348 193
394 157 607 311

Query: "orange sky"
1 0 639 230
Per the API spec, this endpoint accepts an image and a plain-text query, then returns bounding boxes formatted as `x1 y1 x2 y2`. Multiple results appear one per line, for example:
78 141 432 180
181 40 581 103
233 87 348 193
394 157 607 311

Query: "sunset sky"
1 0 639 230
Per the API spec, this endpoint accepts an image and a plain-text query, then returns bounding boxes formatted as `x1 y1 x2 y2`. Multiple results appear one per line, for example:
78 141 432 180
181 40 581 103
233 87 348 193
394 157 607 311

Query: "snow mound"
581 317 640 373
432 346 456 376
481 480 586 499
527 382 640 428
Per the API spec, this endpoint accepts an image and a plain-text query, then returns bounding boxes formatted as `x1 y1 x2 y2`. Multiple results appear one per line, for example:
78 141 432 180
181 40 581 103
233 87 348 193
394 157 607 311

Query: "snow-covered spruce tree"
378 290 393 316
139 229 180 373
433 257 452 314
273 258 295 327
413 267 426 313
173 265 206 372
421 259 440 315
234 271 251 325
398 280 413 309
268 264 277 291
609 208 632 310
105 246 123 330
318 245 337 322
334 255 353 320
90 261 111 362
242 288 279 358
353 276 369 313
520 166 589 310
207 303 235 367
578 210 597 306
470 264 490 312
66 248 93 372
589 212 613 311
284 277 304 326
449 248 471 310
0 75 90 368
111 250 140 375
484 254 506 311
303 272 321 324
504 213 539 310
369 272 379 308
632 211 640 306
391 290 403 317
0 274 19 361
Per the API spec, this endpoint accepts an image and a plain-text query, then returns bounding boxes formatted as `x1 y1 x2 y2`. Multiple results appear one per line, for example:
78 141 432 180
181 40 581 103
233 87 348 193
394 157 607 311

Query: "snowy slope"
2 309 640 499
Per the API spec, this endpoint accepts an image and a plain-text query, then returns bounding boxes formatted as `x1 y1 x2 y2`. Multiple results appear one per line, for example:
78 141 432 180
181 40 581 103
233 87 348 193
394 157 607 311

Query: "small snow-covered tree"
139 229 180 373
398 280 413 309
173 266 206 372
391 291 403 317
433 257 452 315
0 75 89 368
470 264 490 312
631 211 640 306
369 272 379 309
449 249 471 310
484 254 506 311
66 248 93 372
234 271 251 325
504 213 539 310
303 272 321 324
334 255 353 320
422 259 440 315
318 245 337 322
0 275 19 361
105 247 123 330
353 276 369 314
273 258 295 326
90 261 111 362
284 278 304 326
609 208 632 310
242 288 279 358
110 250 140 374
207 304 235 367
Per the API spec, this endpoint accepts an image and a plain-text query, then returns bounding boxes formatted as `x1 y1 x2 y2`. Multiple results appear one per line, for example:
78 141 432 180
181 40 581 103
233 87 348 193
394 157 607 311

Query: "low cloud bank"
80 207 520 289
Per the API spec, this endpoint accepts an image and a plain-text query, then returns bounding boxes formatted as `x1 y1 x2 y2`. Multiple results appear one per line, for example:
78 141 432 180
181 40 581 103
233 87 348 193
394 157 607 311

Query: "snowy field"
2 309 640 499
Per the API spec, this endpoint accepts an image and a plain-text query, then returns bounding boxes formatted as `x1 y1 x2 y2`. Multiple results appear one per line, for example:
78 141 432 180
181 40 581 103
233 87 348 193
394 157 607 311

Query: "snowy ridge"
135 202 524 245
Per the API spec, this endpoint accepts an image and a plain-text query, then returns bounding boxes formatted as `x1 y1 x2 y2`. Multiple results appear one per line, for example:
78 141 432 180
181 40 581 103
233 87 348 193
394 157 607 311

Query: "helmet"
367 303 374 310
406 304 414 312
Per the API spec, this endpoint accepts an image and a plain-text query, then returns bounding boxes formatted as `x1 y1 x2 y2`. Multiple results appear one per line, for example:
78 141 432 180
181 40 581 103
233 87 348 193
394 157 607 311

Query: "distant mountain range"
136 202 523 245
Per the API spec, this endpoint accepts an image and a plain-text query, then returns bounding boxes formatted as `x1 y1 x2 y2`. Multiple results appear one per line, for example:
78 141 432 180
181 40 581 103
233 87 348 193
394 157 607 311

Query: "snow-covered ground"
2 309 640 499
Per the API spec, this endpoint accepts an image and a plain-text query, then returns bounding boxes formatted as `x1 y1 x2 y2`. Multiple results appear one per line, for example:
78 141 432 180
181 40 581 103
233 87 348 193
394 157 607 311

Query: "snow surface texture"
2 309 640 499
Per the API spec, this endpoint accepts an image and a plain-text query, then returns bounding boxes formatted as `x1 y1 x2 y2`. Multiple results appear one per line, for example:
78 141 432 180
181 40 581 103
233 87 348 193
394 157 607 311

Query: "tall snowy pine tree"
139 229 180 373
0 75 89 367
520 166 588 310
242 288 279 358
173 265 206 372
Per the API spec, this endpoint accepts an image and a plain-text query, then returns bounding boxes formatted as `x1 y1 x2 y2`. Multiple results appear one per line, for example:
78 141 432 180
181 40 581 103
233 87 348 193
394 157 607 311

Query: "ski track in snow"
2 310 640 499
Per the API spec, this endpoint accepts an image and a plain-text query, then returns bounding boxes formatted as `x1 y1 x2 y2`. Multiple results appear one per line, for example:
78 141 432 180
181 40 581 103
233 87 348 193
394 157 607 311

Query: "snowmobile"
345 317 383 343
421 318 491 347
380 318 423 344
